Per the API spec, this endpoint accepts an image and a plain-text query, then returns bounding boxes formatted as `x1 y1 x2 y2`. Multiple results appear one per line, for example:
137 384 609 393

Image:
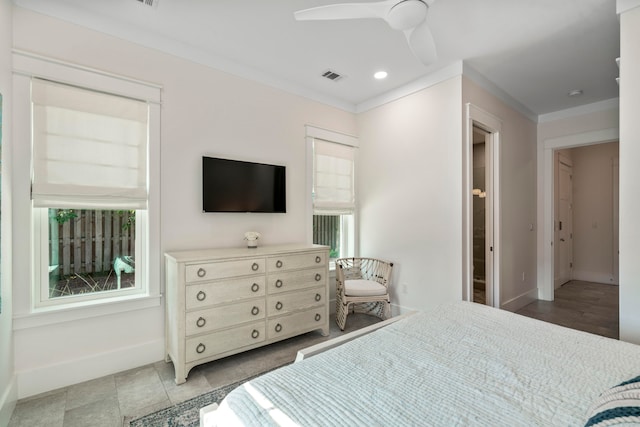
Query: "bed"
201 301 640 426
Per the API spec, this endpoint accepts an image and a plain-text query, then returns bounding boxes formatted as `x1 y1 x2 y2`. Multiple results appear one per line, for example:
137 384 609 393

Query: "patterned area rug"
128 379 243 427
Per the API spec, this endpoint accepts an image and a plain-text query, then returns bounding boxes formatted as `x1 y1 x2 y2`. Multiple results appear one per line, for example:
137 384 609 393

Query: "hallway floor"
515 280 619 339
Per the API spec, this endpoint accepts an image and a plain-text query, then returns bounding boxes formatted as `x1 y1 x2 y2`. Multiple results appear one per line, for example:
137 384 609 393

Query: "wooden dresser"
164 244 329 384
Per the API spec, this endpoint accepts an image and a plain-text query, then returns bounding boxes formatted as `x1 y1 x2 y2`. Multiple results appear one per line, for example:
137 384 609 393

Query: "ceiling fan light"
386 0 427 30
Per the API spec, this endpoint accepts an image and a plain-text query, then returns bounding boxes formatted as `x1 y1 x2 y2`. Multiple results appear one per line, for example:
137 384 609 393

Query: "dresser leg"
320 326 330 337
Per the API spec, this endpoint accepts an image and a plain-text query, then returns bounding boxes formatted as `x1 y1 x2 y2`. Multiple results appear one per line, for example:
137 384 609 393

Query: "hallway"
515 281 619 339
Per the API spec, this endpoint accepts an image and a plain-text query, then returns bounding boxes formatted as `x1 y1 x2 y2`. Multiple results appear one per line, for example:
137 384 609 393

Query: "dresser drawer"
185 258 265 282
266 251 326 272
267 308 326 339
267 267 325 294
186 277 265 310
186 322 265 363
267 286 325 316
186 300 265 336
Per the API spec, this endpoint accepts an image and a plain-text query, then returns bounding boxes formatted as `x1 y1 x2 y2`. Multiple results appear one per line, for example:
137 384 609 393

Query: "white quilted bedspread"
211 302 640 426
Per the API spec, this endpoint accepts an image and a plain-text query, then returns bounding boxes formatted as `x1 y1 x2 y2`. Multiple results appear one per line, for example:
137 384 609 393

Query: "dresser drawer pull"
315 256 321 263
275 279 283 288
251 329 260 339
196 291 206 301
197 268 206 278
315 273 322 282
251 306 260 316
196 317 206 328
275 260 283 268
251 262 259 271
315 313 322 322
315 293 322 302
275 323 282 333
275 301 283 311
196 343 206 354
251 283 260 292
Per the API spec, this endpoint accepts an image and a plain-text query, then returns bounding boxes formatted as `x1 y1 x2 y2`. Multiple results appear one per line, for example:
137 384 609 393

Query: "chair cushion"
344 279 387 297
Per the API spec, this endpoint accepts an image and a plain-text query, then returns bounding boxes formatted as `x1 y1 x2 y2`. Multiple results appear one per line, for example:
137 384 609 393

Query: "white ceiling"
13 0 620 118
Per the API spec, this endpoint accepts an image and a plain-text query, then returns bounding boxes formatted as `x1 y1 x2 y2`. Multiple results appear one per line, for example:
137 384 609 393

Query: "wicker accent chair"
335 257 394 330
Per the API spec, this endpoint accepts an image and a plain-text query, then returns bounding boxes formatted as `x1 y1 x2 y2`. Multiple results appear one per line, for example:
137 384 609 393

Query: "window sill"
13 293 162 331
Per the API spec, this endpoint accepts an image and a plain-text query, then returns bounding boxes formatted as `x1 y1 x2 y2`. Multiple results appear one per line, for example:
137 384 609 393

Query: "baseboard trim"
501 289 538 312
0 375 17 427
16 338 164 399
571 272 618 285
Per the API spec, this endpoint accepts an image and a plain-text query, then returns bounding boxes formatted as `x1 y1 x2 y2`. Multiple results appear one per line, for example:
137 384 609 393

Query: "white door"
555 154 573 288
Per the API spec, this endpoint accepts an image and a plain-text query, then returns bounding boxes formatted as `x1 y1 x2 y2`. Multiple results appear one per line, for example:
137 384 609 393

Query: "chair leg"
336 299 349 331
382 300 391 320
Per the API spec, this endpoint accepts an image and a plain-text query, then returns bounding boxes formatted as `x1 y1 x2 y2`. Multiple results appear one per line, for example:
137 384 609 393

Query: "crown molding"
355 61 464 113
538 98 619 123
617 0 640 14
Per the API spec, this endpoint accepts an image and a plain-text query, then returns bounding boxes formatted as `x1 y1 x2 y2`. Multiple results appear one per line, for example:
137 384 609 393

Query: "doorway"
465 104 500 307
472 128 489 304
539 127 620 301
552 143 619 289
554 153 573 288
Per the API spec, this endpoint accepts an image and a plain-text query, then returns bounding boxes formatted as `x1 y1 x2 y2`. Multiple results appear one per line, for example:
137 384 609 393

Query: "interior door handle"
560 238 565 242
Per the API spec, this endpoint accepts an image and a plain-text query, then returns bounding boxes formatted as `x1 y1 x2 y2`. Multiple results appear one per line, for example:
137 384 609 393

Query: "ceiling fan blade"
294 1 395 21
405 19 437 65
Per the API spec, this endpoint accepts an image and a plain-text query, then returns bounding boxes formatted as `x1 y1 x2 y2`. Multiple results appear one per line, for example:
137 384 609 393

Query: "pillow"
585 375 640 426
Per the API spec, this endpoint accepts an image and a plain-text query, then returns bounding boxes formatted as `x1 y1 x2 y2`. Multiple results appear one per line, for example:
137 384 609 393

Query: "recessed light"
374 71 388 80
568 89 583 97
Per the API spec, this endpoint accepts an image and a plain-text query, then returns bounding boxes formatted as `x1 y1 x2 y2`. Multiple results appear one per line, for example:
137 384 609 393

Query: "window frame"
305 125 359 266
11 50 162 327
32 208 146 308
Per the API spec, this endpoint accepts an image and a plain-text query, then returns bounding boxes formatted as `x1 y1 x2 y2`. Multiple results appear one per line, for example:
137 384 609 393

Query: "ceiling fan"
294 0 437 65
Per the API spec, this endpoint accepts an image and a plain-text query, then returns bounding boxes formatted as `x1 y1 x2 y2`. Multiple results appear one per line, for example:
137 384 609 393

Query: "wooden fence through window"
49 209 135 277
313 215 339 257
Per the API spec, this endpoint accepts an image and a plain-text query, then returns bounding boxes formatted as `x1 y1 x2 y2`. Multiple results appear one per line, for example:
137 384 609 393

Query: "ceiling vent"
135 0 159 8
321 70 344 81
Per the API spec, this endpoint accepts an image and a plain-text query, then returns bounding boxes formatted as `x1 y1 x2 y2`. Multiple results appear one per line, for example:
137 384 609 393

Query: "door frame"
538 128 619 300
464 103 501 307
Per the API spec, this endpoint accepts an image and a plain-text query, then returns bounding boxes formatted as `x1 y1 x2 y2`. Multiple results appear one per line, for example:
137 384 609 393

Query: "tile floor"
9 313 379 427
9 282 619 427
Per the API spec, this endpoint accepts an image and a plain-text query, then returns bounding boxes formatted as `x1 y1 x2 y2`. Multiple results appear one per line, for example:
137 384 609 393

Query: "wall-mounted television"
202 156 286 213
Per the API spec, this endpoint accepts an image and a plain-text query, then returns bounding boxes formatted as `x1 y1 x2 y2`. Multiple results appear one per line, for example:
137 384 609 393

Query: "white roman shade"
313 139 355 213
31 78 149 209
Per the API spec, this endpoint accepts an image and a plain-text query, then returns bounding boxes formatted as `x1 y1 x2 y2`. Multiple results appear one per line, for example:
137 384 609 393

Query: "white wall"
0 0 15 423
463 77 538 311
11 7 356 398
619 4 640 344
356 77 463 312
356 75 537 313
571 142 619 284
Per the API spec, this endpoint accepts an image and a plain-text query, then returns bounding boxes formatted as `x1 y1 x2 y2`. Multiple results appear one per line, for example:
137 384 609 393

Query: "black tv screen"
202 156 286 213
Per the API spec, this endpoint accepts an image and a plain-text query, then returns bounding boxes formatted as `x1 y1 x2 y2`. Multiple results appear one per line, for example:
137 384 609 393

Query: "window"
31 78 150 307
312 138 356 260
